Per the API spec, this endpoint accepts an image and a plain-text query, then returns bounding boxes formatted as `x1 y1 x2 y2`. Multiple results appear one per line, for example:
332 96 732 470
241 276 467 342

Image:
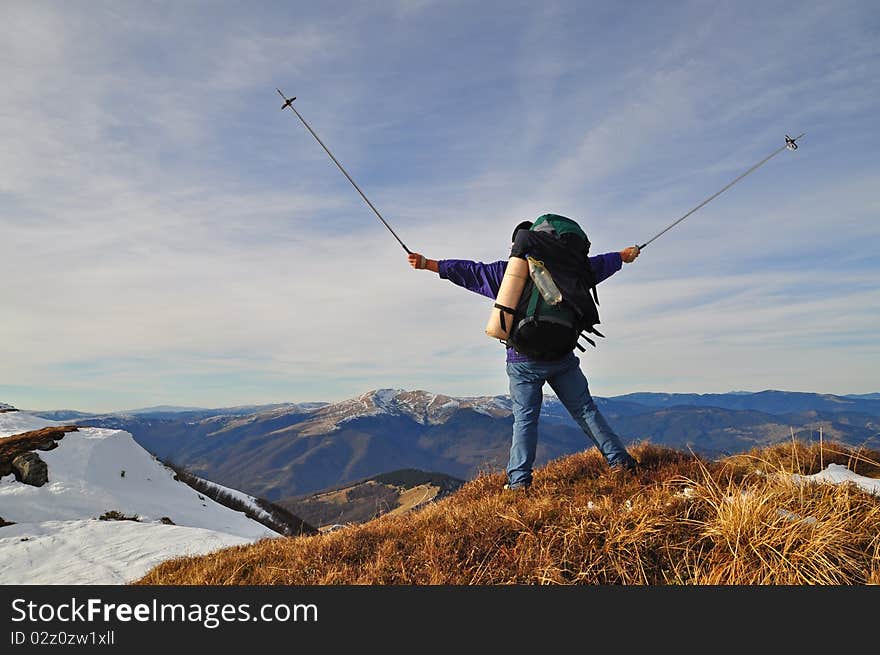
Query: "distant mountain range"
609 390 880 414
35 388 879 502
30 403 316 422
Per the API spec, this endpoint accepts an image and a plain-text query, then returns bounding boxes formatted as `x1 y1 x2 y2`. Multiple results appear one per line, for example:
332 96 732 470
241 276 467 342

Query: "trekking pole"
637 133 804 252
276 89 413 254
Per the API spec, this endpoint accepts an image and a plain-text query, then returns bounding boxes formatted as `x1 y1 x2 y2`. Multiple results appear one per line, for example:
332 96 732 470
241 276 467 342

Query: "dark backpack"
504 214 604 360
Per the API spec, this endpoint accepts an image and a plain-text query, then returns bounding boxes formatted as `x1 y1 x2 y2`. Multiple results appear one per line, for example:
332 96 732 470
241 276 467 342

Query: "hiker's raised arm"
436 259 507 300
408 252 440 273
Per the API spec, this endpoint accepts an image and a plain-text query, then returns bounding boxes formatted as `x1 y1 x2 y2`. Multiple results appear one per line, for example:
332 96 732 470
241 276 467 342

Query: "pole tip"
277 88 296 109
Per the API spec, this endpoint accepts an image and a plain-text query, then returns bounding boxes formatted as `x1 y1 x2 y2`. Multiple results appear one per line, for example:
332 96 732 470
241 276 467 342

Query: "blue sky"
1 1 877 412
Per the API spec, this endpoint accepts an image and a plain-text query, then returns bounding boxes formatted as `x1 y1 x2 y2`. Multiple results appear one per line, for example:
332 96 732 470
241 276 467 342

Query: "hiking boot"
609 457 639 476
503 482 531 494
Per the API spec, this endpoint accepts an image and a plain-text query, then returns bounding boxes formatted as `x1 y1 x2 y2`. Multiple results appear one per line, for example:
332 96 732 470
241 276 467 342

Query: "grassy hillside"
279 469 464 528
135 441 880 585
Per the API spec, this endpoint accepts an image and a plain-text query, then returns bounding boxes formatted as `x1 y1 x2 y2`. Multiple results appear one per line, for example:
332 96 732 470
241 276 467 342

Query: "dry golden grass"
134 441 880 585
387 484 442 517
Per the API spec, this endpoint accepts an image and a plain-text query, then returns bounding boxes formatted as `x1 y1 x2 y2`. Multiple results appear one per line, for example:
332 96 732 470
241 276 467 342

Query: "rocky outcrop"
0 425 79 479
12 452 49 486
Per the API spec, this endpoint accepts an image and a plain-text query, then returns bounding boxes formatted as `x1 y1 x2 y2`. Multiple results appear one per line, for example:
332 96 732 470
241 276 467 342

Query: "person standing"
408 221 640 491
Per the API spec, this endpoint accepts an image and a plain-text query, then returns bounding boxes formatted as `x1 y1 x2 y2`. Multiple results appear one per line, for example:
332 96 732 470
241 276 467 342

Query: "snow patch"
792 463 880 496
776 508 818 525
0 519 255 584
371 388 406 411
197 479 273 522
336 409 383 426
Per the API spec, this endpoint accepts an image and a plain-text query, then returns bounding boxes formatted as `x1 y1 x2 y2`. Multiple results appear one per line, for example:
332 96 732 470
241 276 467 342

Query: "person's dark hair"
511 221 533 243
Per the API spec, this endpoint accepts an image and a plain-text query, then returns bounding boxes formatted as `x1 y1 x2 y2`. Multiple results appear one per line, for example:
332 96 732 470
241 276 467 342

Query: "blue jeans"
506 352 634 487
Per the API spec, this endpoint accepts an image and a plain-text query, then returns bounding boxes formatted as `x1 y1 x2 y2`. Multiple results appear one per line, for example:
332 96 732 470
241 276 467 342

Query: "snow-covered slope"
0 410 58 436
0 520 255 585
0 411 278 584
196 478 274 523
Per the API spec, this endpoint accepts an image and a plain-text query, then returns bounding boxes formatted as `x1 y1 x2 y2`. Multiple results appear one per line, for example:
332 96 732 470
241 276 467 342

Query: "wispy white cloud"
1 1 877 411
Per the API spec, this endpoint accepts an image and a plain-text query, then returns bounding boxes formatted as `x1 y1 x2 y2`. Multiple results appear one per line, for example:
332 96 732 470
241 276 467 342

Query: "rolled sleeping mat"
485 256 529 340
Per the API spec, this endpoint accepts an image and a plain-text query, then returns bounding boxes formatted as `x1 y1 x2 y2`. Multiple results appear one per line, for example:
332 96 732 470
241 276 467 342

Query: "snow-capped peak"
368 388 408 410
340 388 511 426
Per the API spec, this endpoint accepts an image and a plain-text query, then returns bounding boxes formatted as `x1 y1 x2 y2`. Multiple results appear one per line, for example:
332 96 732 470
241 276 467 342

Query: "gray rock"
12 452 48 487
34 441 60 451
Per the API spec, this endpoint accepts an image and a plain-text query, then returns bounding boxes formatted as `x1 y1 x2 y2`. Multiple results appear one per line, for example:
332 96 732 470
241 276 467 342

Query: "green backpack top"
530 213 588 240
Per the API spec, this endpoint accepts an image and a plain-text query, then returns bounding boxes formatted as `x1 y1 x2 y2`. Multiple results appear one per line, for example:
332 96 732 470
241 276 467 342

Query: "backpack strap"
494 303 516 332
526 286 541 321
578 326 605 349
578 333 597 348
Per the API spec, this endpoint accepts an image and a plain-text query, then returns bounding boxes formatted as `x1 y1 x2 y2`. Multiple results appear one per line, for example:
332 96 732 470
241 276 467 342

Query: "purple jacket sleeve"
439 252 623 298
438 259 507 299
589 252 623 284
